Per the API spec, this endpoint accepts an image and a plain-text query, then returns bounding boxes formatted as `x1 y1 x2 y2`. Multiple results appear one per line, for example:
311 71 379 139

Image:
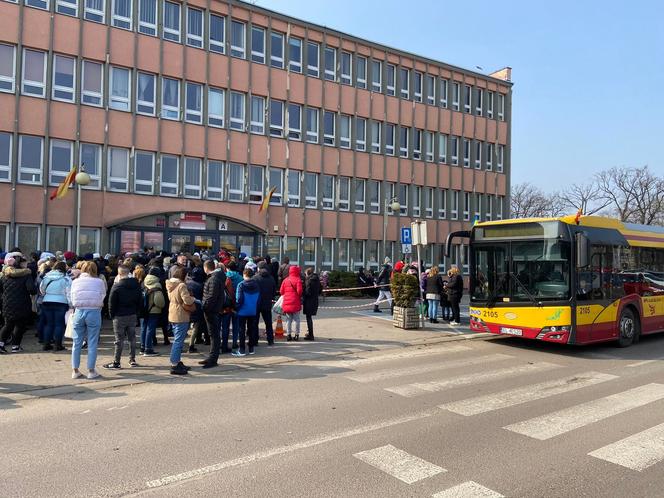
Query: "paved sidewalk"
0 297 486 402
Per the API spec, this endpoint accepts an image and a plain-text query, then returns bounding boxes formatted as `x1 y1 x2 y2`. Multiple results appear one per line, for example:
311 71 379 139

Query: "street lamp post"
382 196 401 266
74 167 91 255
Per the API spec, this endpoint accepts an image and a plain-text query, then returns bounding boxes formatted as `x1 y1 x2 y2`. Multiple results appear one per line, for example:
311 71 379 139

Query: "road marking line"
589 421 664 471
335 346 474 367
145 408 438 488
384 362 561 398
432 481 504 497
583 352 620 360
505 383 664 440
627 357 664 368
346 352 511 383
440 372 618 416
353 444 445 484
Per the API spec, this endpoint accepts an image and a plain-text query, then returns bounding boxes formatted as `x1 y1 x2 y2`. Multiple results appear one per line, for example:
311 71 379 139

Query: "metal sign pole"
415 240 424 328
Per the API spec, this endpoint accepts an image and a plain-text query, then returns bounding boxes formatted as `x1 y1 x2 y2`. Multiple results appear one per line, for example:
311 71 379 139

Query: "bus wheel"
617 308 638 348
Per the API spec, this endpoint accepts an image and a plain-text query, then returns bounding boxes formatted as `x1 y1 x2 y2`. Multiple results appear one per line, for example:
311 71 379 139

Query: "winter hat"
384 257 391 265
144 274 160 287
93 252 101 260
83 253 94 261
394 261 405 272
5 256 16 267
239 252 247 260
246 262 257 272
63 251 76 261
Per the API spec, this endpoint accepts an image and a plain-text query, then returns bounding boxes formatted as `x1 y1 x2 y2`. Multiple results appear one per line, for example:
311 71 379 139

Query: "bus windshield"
472 239 571 303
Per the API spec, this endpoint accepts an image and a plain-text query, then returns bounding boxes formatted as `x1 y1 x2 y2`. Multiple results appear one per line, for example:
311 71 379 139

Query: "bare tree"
558 183 611 216
510 183 565 218
596 166 664 225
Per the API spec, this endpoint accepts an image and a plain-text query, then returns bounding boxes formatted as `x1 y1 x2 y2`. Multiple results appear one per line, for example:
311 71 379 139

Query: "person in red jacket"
279 265 303 341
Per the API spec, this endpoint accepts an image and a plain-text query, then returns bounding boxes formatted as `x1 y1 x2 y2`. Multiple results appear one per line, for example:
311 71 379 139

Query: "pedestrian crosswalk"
432 481 504 498
353 444 446 484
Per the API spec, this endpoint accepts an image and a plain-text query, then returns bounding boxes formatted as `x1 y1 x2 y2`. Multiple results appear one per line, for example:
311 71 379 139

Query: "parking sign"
401 227 412 244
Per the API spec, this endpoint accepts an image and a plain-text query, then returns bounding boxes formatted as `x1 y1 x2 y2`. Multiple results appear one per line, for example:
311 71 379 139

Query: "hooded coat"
303 272 321 316
187 267 205 323
40 270 71 305
0 267 35 320
235 278 260 317
279 266 303 314
253 268 276 311
143 275 165 316
166 278 195 323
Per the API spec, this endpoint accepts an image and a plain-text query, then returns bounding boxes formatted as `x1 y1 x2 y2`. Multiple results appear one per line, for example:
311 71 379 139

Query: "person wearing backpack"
140 274 165 357
253 261 276 345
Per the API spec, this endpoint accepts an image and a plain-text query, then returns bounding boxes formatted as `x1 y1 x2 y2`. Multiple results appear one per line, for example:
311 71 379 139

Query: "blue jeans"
230 312 240 350
221 313 232 350
169 322 189 365
428 299 439 319
141 315 159 351
42 302 68 345
71 308 102 370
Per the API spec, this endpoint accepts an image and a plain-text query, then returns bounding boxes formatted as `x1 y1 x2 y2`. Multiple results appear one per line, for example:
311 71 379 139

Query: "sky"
252 0 664 193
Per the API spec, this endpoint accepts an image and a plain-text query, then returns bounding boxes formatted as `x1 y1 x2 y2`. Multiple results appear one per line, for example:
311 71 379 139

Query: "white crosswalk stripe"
334 345 473 367
384 362 561 398
353 444 446 484
432 481 504 497
440 371 618 416
589 421 664 471
505 383 664 440
346 353 513 383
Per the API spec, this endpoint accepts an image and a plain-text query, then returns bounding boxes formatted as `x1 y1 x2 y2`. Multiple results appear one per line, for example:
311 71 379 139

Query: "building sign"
218 221 229 231
178 213 206 230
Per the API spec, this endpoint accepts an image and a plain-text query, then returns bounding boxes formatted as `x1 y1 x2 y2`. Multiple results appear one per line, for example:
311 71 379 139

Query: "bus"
445 215 664 346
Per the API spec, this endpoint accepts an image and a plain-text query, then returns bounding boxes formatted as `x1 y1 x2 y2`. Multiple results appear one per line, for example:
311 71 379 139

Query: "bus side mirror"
576 232 589 268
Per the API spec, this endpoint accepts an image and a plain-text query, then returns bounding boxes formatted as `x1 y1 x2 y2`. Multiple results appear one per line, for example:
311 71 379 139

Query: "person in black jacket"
187 266 208 352
199 260 227 368
447 267 464 325
373 259 393 313
425 266 443 323
148 260 171 346
105 265 142 368
253 261 276 345
303 268 320 341
0 254 36 353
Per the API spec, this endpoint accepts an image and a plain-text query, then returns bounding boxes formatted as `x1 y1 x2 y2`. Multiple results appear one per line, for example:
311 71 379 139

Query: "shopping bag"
272 295 284 315
64 309 74 339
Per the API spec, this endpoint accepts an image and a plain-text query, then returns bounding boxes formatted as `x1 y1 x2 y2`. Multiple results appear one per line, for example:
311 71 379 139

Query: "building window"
209 14 225 54
452 82 460 111
474 87 483 116
303 238 316 267
15 225 40 255
412 129 422 160
439 79 448 108
230 20 246 59
246 164 263 203
386 64 396 96
399 126 409 158
270 31 284 69
26 0 48 9
487 91 494 119
321 238 333 270
463 139 470 167
323 111 335 146
79 143 101 189
413 71 422 102
351 240 365 269
18 135 42 184
398 183 408 215
78 228 99 254
304 172 318 208
463 191 470 221
229 91 245 131
81 60 103 106
463 84 471 113
399 67 409 99
338 176 350 211
208 87 224 127
251 26 265 64
485 195 493 221
496 196 504 219
339 114 351 149
134 151 154 194
451 190 459 220
425 187 434 218
337 239 349 270
48 139 72 187
498 94 505 121
52 54 75 102
340 51 352 85
306 41 319 77
424 131 434 162
474 141 482 169
0 44 16 93
56 0 78 16
22 49 46 98
163 1 181 42
112 0 132 29
138 0 157 35
450 136 459 165
367 240 380 269
438 134 447 163
306 107 319 143
370 121 381 154
108 147 129 192
84 0 105 23
110 66 131 111
497 144 504 173
356 55 367 89
268 168 283 205
0 132 11 182
369 180 380 214
371 60 382 92
249 95 265 134
269 99 284 137
355 117 366 151
385 123 395 156
0 224 7 252
287 169 300 207
184 157 201 198
321 174 334 210
425 74 435 105
186 7 203 48
288 37 302 73
185 82 202 124
475 193 482 221
354 178 365 212
287 103 302 140
412 185 421 217
206 160 223 200
324 46 336 81
486 143 493 171
227 163 243 201
286 237 300 265
136 72 156 115
159 155 178 196
438 189 447 219
46 226 71 253
161 77 180 120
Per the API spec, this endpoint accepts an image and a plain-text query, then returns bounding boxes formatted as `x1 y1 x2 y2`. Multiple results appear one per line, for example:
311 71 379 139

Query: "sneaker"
140 347 145 354
103 362 121 369
87 370 101 380
170 364 188 375
450 321 460 326
71 371 85 379
248 348 255 355
142 350 159 357
231 350 246 357
55 344 67 352
11 346 23 353
177 361 191 371
129 359 138 367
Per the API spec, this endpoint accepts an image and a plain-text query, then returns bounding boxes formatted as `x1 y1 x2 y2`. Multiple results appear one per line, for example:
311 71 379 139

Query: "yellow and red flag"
574 207 583 225
49 167 77 200
259 186 277 213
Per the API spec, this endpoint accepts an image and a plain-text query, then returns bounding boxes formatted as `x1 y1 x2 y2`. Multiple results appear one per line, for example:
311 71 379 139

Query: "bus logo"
546 309 563 321
504 312 518 320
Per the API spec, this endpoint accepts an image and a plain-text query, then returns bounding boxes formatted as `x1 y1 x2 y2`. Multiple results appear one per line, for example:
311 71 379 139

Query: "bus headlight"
537 326 570 340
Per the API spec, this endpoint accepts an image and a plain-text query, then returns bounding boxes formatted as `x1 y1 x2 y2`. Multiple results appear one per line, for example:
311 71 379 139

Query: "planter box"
393 306 420 329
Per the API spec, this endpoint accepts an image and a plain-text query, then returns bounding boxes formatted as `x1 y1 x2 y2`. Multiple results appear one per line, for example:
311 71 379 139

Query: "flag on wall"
259 186 277 213
49 167 77 200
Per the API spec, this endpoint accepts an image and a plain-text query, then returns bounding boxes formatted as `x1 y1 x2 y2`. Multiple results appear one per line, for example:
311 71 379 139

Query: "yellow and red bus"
446 215 664 346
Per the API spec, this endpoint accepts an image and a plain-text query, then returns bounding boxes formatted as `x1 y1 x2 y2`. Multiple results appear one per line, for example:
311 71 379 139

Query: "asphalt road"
4 332 664 497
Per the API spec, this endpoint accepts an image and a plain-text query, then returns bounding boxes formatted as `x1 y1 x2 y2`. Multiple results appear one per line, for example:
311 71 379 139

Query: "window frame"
324 46 336 81
452 82 460 111
162 1 181 43
338 114 351 149
463 191 471 221
288 37 302 73
287 169 300 207
371 59 382 92
323 110 335 146
355 117 366 151
474 140 482 169
439 189 447 219
399 126 409 158
160 76 180 120
451 190 459 220
185 81 203 124
0 132 12 182
183 157 202 198
21 48 47 98
498 93 505 121
227 163 244 201
206 160 224 200
340 51 352 85
486 142 493 171
369 179 380 214
386 64 396 96
249 95 265 135
229 91 246 131
463 138 470 167
208 87 225 128
134 150 155 194
438 134 447 163
474 87 483 116
356 55 367 89
385 123 395 156
412 129 422 160
269 99 284 137
112 0 133 30
399 67 409 99
268 168 283 205
354 178 365 213
248 164 264 204
18 135 43 185
370 120 381 154
287 102 302 140
48 138 73 187
81 60 103 107
0 44 16 94
306 107 319 143
487 91 494 119
304 172 318 209
424 131 434 162
107 146 130 192
463 84 471 113
84 0 105 23
425 74 435 105
270 30 284 69
413 71 423 102
110 66 131 111
136 71 156 116
78 142 102 189
138 0 157 36
159 154 179 196
450 136 459 165
439 78 448 108
321 174 335 210
306 41 319 77
412 185 421 218
209 14 225 54
497 144 504 173
52 53 76 103
230 20 246 59
186 6 204 48
56 0 78 16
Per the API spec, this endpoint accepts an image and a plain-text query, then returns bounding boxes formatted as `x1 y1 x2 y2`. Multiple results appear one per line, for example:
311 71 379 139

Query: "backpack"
141 288 158 318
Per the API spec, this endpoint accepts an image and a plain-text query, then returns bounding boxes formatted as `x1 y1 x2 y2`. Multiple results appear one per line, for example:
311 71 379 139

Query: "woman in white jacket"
69 261 107 380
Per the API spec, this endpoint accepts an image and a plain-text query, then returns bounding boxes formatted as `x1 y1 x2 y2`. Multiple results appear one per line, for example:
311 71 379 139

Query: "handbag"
64 309 74 339
272 295 284 315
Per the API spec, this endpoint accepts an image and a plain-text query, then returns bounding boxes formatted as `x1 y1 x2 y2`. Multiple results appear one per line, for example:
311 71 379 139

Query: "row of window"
0 132 505 221
2 0 508 120
0 45 507 170
0 223 100 254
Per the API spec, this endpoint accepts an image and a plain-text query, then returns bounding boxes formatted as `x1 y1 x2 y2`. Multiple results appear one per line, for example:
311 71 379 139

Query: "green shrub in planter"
390 272 419 308
325 270 363 297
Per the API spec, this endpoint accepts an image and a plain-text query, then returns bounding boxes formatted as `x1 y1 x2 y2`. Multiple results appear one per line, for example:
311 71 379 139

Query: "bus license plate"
500 327 523 336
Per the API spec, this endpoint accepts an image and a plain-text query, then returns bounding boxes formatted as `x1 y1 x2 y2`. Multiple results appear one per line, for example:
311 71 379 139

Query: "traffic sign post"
402 243 412 254
400 227 412 245
411 220 428 328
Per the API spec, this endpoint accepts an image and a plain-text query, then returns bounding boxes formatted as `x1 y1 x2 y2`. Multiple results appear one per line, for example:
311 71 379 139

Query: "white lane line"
337 346 473 367
627 357 664 368
505 383 664 440
384 362 561 398
432 481 504 497
145 408 438 488
589 421 664 471
353 444 445 484
440 372 618 416
347 352 512 383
